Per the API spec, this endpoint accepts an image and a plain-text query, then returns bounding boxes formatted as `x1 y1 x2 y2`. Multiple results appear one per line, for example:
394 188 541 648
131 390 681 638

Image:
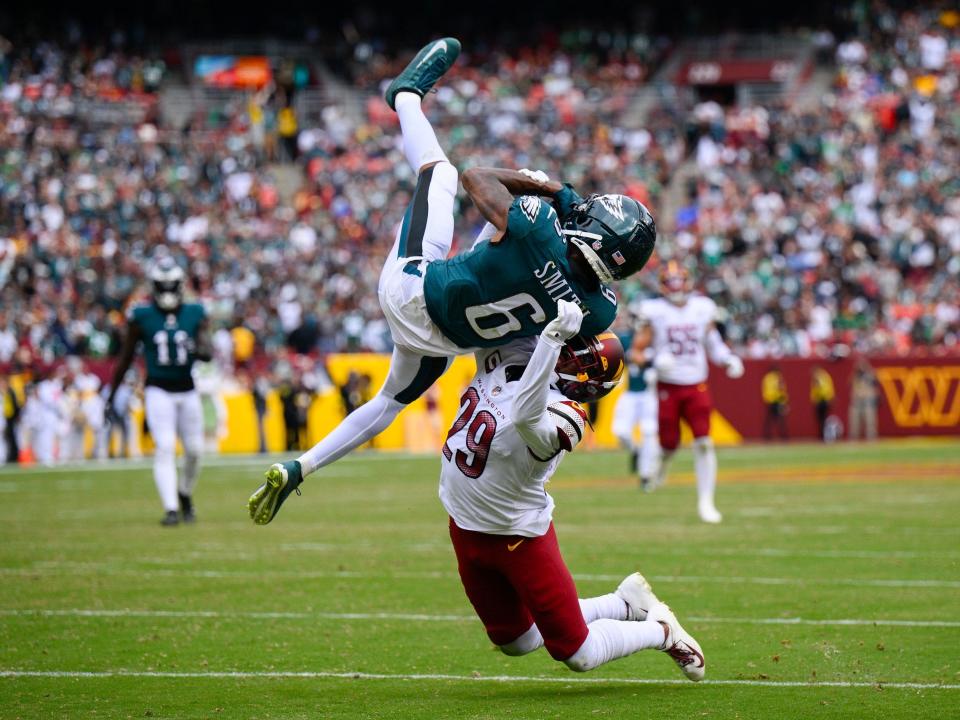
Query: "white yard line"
4 563 959 589
0 669 956 690
0 452 431 476
2 607 958 628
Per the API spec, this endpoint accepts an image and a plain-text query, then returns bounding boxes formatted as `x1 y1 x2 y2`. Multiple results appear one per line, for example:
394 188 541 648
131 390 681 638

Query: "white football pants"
611 389 659 478
144 387 203 512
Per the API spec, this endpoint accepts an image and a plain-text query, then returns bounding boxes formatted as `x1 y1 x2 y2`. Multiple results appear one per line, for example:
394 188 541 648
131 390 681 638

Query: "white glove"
519 168 551 185
542 299 583 346
725 355 745 379
653 351 676 375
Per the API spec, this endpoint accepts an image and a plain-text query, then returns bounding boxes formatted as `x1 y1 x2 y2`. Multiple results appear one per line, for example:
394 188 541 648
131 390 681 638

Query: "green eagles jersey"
130 303 205 391
423 196 618 349
618 331 648 393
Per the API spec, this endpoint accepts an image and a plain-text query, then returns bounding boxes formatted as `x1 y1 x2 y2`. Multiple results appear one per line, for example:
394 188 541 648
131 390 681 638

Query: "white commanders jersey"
439 339 571 538
639 295 718 386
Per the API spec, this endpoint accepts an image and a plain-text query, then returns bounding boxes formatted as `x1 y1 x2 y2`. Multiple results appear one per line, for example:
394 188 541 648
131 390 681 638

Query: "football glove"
725 355 745 379
518 168 550 184
542 299 583 346
653 351 676 375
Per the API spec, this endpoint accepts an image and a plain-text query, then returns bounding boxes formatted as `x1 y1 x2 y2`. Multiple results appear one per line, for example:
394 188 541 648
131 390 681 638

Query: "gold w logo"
876 366 960 428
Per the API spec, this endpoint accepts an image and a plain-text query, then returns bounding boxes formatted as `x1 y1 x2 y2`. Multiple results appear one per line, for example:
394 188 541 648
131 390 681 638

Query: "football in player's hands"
653 351 676 375
543 299 583 345
725 355 745 379
518 168 550 185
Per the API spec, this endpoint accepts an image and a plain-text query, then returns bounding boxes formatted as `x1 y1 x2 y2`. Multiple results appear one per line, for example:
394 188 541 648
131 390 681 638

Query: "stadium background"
1 0 958 460
0 3 958 719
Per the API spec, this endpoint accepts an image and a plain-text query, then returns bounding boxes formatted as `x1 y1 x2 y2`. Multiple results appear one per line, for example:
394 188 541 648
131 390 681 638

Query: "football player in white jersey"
636 262 744 523
441 299 705 679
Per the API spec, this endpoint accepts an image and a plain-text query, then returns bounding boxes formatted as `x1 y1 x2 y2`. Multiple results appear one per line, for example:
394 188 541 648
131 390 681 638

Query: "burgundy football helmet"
555 332 625 402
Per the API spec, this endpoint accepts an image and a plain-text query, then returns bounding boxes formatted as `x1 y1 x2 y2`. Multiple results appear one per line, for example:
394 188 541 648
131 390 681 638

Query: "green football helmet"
561 194 656 283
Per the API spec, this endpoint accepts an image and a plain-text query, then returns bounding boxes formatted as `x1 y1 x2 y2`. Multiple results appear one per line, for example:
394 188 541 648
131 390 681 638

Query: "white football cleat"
614 572 657 621
647 601 706 682
698 503 723 524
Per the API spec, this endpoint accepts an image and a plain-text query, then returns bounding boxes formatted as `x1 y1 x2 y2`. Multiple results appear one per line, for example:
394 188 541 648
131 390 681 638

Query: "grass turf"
0 439 957 719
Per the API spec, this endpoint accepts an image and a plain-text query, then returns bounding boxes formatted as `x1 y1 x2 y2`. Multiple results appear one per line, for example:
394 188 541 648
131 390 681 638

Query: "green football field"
1 440 958 719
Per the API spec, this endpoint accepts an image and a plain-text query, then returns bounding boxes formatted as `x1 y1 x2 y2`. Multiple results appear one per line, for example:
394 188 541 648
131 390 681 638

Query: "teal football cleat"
385 37 461 110
248 461 303 525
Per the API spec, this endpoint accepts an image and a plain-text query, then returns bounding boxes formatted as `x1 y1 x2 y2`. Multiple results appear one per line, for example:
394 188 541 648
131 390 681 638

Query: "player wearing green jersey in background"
611 320 659 490
107 256 211 526
249 37 657 525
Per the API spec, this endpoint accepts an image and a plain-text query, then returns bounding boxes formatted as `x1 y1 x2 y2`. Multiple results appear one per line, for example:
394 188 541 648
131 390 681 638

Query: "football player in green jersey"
611 319 659 491
249 37 658 525
106 256 212 526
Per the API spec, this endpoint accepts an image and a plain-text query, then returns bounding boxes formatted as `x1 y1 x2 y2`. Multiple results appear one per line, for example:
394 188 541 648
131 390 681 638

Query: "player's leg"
611 391 638 473
686 386 721 524
448 518 540 654
175 390 204 523
499 524 666 672
638 390 660 487
653 385 681 491
249 347 451 524
386 38 460 262
385 37 460 172
144 387 180 526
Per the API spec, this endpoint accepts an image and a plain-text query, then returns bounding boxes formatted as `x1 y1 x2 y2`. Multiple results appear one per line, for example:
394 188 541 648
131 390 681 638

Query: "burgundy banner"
712 357 960 440
678 59 799 85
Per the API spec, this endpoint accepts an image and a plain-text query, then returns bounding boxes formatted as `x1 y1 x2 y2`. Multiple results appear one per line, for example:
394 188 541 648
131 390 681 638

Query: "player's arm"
193 316 213 362
105 320 141 407
629 326 651 366
512 300 583 460
461 167 563 232
705 322 744 378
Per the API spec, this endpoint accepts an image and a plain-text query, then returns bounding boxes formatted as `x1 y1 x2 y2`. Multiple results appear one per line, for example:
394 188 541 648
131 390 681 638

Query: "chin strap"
563 232 615 284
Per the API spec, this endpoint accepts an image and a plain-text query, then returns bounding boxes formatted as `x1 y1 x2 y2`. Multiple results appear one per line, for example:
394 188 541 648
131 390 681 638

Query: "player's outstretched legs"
249 42 465 525
248 348 451 524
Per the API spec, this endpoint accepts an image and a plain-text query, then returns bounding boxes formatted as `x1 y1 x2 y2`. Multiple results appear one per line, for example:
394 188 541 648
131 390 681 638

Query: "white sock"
153 446 179 512
639 428 659 479
656 449 674 486
694 437 717 508
579 593 629 623
564 619 666 672
499 624 544 656
395 92 448 173
297 394 404 476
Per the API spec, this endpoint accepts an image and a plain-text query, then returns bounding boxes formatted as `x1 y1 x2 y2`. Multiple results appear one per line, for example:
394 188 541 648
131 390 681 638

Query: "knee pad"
430 160 458 193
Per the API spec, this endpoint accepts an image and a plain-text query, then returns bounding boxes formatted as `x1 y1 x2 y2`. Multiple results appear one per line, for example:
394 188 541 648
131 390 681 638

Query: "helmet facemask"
150 258 185 311
554 332 625 402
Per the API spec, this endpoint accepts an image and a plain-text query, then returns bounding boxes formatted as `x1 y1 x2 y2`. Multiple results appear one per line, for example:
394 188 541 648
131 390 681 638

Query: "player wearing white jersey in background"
636 262 744 523
441 299 705 679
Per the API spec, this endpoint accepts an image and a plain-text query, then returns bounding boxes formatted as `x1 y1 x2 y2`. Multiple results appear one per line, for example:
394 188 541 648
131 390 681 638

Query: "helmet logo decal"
592 240 603 250
597 194 625 221
519 196 541 223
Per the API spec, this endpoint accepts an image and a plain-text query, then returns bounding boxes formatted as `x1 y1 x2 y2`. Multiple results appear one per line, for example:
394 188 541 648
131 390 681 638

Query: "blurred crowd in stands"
0 2 957 398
